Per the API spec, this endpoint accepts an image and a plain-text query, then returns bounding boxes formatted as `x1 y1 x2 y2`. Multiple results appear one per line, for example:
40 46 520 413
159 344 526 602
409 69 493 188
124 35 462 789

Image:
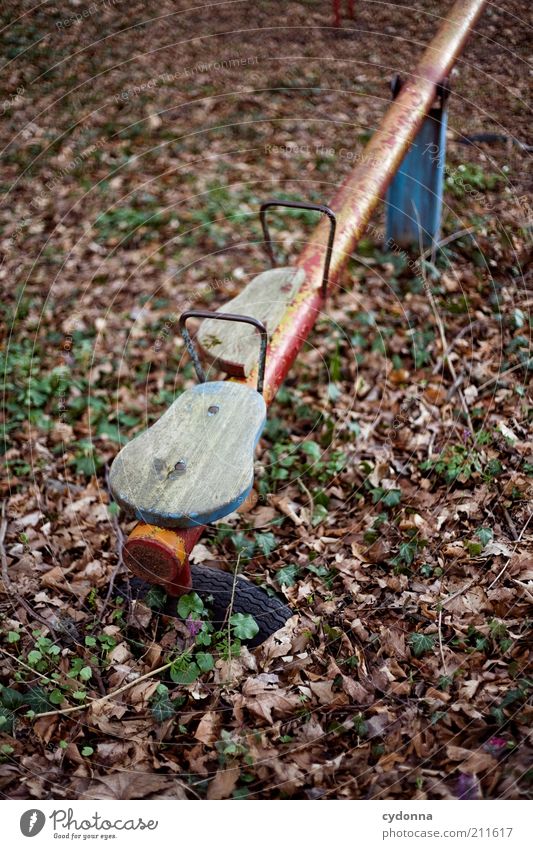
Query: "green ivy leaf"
398 541 417 566
0 687 26 710
196 652 214 673
72 691 87 701
0 708 14 734
409 632 436 657
230 613 259 641
150 685 176 722
301 440 321 461
476 527 493 548
256 532 277 557
312 504 329 527
276 564 299 587
382 489 402 508
231 532 255 560
170 658 200 685
7 631 20 643
144 586 167 610
25 687 53 713
79 666 92 682
49 689 64 705
177 592 205 620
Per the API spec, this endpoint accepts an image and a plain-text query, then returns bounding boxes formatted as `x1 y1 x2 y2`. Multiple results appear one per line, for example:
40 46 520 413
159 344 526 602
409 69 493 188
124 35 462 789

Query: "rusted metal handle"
259 200 337 299
179 309 268 395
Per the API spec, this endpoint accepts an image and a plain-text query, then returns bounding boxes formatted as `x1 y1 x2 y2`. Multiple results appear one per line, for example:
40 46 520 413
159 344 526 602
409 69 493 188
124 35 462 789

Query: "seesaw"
109 0 488 643
110 201 336 643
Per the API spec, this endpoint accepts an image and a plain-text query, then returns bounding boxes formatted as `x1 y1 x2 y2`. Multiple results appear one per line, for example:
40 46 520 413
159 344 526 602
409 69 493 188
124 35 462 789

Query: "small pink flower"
483 736 508 757
186 617 202 637
456 773 480 800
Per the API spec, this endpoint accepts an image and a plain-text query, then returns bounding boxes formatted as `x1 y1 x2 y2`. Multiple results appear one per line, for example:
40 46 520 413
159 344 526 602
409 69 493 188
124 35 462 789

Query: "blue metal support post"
385 76 449 250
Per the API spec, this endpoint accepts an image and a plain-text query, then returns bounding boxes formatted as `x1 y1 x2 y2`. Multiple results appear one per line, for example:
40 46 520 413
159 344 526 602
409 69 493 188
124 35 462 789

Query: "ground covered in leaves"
0 0 531 799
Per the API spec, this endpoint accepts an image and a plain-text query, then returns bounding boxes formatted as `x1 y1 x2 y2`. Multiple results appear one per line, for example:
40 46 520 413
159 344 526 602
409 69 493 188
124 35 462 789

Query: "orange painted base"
123 523 200 597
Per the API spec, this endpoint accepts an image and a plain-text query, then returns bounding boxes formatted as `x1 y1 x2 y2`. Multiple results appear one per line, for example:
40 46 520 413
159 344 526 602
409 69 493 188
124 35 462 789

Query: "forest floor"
0 0 531 800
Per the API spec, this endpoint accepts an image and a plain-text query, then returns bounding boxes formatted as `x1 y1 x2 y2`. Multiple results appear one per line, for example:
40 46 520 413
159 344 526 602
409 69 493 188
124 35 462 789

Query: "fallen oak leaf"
195 711 222 746
207 768 239 800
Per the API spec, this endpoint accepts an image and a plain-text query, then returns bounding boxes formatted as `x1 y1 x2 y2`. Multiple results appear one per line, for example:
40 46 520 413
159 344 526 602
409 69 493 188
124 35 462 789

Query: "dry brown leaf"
195 711 222 746
84 773 175 800
206 768 239 800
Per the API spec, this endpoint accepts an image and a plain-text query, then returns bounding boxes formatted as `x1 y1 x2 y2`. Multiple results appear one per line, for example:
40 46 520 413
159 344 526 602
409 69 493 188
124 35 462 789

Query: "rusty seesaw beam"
122 0 487 594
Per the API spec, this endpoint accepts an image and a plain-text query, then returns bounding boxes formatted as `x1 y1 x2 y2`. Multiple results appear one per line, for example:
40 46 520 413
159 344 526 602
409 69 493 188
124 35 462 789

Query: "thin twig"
502 507 519 541
487 512 532 590
432 320 483 376
512 579 533 603
0 645 63 685
31 659 176 719
437 608 448 675
422 227 476 260
439 577 476 609
477 361 527 393
226 551 242 668
297 479 315 525
1 500 12 589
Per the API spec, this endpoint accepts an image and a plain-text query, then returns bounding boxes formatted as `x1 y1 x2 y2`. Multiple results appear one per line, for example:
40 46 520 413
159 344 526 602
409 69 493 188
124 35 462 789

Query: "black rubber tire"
190 565 292 646
123 567 292 647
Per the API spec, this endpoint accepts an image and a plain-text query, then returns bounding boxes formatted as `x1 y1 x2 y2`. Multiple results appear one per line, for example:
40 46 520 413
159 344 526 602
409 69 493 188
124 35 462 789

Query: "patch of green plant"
489 619 513 654
389 531 427 573
276 563 299 586
445 163 504 199
0 341 60 434
94 199 175 246
369 486 402 508
466 526 494 555
490 678 532 727
421 443 483 484
262 438 345 492
216 728 252 765
149 684 186 722
164 592 259 688
419 562 443 578
363 512 388 545
450 624 507 655
410 328 435 367
275 560 334 590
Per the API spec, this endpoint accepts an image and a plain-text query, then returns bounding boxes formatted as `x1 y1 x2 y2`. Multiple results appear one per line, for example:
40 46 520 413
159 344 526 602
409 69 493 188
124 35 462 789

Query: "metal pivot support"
179 309 268 395
385 75 450 250
260 200 337 299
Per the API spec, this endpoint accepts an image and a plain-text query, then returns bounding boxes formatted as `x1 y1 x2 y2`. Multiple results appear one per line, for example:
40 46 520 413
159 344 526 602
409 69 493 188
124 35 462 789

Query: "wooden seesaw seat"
109 311 267 529
197 266 305 377
197 199 337 377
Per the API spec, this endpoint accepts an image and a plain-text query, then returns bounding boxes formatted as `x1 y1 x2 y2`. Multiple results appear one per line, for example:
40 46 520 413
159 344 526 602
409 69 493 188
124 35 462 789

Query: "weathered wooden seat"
109 310 268 529
197 266 305 377
196 199 336 376
110 381 266 528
